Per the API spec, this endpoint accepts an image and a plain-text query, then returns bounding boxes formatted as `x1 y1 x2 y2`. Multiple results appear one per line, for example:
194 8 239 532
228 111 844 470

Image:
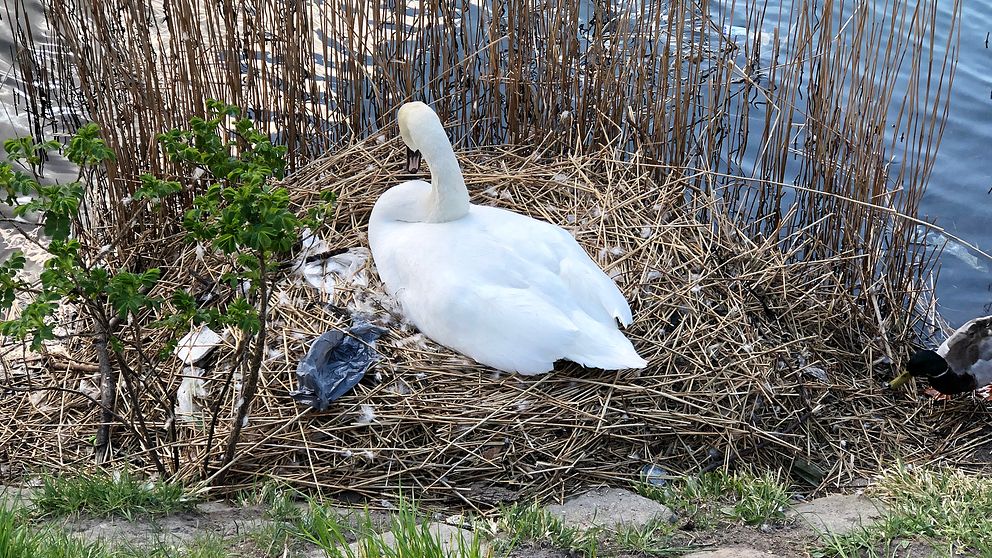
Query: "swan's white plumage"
368 102 646 375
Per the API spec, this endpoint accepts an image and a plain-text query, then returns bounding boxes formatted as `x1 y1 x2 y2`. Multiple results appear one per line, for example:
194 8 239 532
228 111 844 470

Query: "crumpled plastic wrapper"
291 322 387 411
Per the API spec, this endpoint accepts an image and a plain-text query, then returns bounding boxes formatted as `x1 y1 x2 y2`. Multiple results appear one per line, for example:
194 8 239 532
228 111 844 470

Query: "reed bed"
2 136 986 506
0 0 973 505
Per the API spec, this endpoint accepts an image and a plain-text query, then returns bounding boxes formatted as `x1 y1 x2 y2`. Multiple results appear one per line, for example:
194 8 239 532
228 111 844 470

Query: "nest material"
3 137 990 506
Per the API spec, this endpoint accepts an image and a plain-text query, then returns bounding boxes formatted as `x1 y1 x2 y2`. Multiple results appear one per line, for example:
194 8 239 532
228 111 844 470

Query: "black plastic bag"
290 323 387 411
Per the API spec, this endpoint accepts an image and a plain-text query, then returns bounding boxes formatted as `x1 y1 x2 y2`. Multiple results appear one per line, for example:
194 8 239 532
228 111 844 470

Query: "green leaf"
106 269 161 318
4 137 36 164
31 182 84 241
43 213 71 241
135 174 182 203
213 233 237 254
0 165 40 203
170 290 198 313
225 297 260 334
80 267 110 296
1 291 60 350
0 251 27 310
65 123 116 167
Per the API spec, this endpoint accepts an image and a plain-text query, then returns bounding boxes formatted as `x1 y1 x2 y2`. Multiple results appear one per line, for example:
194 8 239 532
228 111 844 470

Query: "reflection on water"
0 0 76 281
917 226 987 273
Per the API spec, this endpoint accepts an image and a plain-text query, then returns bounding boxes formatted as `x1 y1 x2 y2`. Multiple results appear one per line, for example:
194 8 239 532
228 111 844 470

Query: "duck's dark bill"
406 148 422 173
888 371 912 389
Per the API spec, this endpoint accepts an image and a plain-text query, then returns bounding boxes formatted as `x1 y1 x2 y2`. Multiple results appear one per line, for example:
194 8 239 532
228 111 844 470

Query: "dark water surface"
0 0 989 326
919 0 992 324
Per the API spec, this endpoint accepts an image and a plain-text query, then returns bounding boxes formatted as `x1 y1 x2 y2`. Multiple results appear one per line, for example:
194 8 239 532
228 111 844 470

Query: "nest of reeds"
3 137 991 506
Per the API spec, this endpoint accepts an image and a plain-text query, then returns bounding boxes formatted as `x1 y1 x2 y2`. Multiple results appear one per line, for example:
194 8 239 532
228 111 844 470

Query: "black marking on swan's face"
406 147 422 174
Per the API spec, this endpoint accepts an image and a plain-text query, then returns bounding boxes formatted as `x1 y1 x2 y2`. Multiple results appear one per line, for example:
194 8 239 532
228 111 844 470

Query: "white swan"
368 102 647 375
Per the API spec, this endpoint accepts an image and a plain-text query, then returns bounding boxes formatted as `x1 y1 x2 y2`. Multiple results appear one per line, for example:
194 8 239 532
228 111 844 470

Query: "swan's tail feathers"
614 310 634 328
579 344 648 370
569 328 648 370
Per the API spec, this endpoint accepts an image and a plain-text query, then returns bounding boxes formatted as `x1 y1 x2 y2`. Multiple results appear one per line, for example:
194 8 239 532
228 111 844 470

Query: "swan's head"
397 102 448 172
397 102 441 150
398 103 426 148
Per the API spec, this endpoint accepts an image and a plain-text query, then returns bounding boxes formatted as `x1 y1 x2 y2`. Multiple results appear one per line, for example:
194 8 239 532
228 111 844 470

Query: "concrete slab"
546 487 674 531
790 494 885 535
348 522 488 558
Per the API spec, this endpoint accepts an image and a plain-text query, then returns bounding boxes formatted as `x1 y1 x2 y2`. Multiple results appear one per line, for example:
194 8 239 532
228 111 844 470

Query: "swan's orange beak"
406 148 422 173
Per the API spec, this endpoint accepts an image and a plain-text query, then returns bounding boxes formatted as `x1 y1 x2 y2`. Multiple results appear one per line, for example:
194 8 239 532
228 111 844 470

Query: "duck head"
888 349 976 395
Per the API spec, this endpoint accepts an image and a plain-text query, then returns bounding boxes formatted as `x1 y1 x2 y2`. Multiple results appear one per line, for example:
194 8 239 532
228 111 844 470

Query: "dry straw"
4 136 987 506
1 0 980 505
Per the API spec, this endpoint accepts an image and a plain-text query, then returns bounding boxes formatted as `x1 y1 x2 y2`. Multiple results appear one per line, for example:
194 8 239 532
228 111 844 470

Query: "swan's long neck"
420 136 469 223
421 144 469 222
397 102 471 222
406 113 470 223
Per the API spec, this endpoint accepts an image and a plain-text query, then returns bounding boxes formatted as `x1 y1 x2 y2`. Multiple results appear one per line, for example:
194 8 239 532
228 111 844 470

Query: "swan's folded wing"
558 252 634 326
477 207 635 326
406 281 581 375
527 222 635 326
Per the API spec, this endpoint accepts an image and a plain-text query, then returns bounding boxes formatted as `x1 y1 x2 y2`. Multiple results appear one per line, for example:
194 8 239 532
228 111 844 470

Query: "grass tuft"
638 470 791 528
0 503 110 558
301 498 490 558
298 503 355 555
181 534 229 558
0 503 37 558
246 523 299 558
496 502 599 557
730 471 792 525
611 519 696 557
236 482 305 523
32 470 194 519
497 501 700 557
814 465 992 557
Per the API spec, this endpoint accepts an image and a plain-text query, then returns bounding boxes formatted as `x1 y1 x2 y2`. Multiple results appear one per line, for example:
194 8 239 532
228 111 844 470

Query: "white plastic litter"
293 229 370 296
173 325 223 365
175 366 207 421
